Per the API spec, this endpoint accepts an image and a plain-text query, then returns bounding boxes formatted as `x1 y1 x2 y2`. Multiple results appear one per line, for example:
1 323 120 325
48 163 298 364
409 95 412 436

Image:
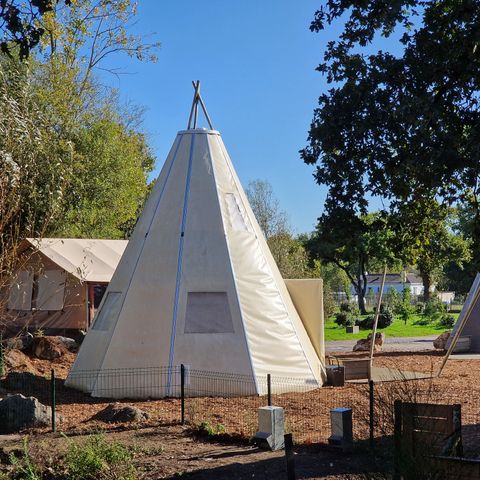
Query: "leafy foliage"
397 287 414 325
302 0 480 294
0 0 69 59
306 212 396 313
358 304 394 330
64 434 136 480
322 283 336 318
335 302 360 326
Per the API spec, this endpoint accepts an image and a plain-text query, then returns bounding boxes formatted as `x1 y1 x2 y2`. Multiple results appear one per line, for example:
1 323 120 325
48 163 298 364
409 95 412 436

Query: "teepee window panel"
8 270 33 310
92 292 122 331
184 292 234 334
36 270 66 311
225 193 250 232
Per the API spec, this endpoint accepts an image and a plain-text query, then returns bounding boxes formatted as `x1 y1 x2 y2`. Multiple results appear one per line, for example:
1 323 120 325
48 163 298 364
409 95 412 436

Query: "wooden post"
51 369 56 433
394 400 402 480
369 380 374 450
181 364 185 425
87 284 95 327
284 433 296 480
369 265 387 377
267 374 272 406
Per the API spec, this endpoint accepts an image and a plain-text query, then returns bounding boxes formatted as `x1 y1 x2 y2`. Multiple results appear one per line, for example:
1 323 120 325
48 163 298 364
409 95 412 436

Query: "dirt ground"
2 346 480 477
0 425 381 479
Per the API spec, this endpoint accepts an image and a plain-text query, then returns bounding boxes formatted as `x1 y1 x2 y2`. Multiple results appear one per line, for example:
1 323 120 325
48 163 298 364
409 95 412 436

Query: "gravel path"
326 335 438 354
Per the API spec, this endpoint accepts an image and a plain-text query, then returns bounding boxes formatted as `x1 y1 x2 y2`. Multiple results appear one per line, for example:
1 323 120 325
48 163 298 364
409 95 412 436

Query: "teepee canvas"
66 83 325 398
446 273 480 353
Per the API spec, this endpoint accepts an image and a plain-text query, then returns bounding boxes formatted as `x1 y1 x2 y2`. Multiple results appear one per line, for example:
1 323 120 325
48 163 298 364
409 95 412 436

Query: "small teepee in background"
66 82 325 398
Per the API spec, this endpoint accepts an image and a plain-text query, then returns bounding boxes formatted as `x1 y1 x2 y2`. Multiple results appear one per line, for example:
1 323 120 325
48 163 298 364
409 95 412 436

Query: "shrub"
65 434 136 480
335 304 360 327
344 316 357 327
197 420 226 436
386 287 401 312
415 302 425 314
424 297 445 321
339 302 351 313
358 304 394 330
334 312 350 326
8 438 41 480
438 314 455 329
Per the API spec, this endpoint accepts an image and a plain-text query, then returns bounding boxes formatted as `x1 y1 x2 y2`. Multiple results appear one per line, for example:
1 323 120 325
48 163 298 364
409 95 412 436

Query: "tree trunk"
422 273 431 302
358 291 367 315
355 273 368 314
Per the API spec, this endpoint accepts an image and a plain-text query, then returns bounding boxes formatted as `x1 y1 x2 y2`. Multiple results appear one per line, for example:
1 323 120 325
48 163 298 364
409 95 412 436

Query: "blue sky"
98 1 358 233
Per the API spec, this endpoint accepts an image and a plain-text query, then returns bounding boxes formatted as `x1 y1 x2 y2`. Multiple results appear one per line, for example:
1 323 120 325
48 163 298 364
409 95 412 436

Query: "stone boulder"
0 394 51 433
3 350 35 373
31 337 66 360
353 332 385 352
92 403 150 423
4 334 33 352
55 336 77 352
434 331 451 350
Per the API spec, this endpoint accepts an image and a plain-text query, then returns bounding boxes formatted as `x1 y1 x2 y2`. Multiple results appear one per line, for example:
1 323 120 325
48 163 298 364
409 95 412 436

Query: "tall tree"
306 211 396 314
16 0 158 238
246 179 289 238
388 199 471 300
301 1 480 262
0 0 69 58
246 179 313 278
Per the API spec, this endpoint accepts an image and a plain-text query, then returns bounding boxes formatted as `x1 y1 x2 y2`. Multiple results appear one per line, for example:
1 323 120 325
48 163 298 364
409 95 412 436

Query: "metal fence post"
181 364 185 425
0 335 4 376
285 433 296 480
369 380 374 449
267 374 272 406
51 369 56 433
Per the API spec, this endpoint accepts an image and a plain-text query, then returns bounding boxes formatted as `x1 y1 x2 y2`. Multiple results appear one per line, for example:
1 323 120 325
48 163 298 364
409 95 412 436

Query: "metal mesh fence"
1 366 480 453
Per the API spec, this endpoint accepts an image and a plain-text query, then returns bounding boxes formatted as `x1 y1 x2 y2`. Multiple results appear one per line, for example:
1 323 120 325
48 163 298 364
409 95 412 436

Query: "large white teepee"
66 83 325 398
446 273 480 353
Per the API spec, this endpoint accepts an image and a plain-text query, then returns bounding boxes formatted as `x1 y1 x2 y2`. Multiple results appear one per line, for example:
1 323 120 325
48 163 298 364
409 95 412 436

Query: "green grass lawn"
324 313 459 342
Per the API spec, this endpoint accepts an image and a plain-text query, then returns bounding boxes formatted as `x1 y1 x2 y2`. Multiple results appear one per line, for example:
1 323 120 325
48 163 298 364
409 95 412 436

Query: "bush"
335 302 360 327
358 304 394 330
65 434 136 480
415 302 425 314
438 314 455 329
424 297 445 321
339 302 351 313
334 312 350 326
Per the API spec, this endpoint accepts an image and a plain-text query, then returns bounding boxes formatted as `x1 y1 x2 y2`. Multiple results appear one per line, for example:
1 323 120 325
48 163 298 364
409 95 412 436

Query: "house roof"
25 238 127 283
366 273 423 285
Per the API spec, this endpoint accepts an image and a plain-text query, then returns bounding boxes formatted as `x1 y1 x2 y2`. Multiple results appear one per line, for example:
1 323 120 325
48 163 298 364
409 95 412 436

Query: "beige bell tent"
66 83 325 398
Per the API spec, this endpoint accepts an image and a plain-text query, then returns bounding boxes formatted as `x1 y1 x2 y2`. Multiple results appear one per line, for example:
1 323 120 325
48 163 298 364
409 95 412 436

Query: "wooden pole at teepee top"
369 265 387 378
437 284 480 377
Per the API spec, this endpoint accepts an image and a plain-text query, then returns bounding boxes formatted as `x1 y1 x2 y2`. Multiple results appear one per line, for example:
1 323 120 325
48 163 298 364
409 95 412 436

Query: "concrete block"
254 406 285 451
328 407 353 452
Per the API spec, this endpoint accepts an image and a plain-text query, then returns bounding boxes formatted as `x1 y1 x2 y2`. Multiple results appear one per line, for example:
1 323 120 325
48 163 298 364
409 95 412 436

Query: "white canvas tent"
446 273 480 353
66 83 325 398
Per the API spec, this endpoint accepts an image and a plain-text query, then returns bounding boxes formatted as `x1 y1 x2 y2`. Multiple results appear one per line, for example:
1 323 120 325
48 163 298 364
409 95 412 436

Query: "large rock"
55 336 77 352
434 331 451 350
92 404 150 423
3 351 35 373
4 334 33 352
353 332 385 352
32 337 65 360
0 394 51 433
